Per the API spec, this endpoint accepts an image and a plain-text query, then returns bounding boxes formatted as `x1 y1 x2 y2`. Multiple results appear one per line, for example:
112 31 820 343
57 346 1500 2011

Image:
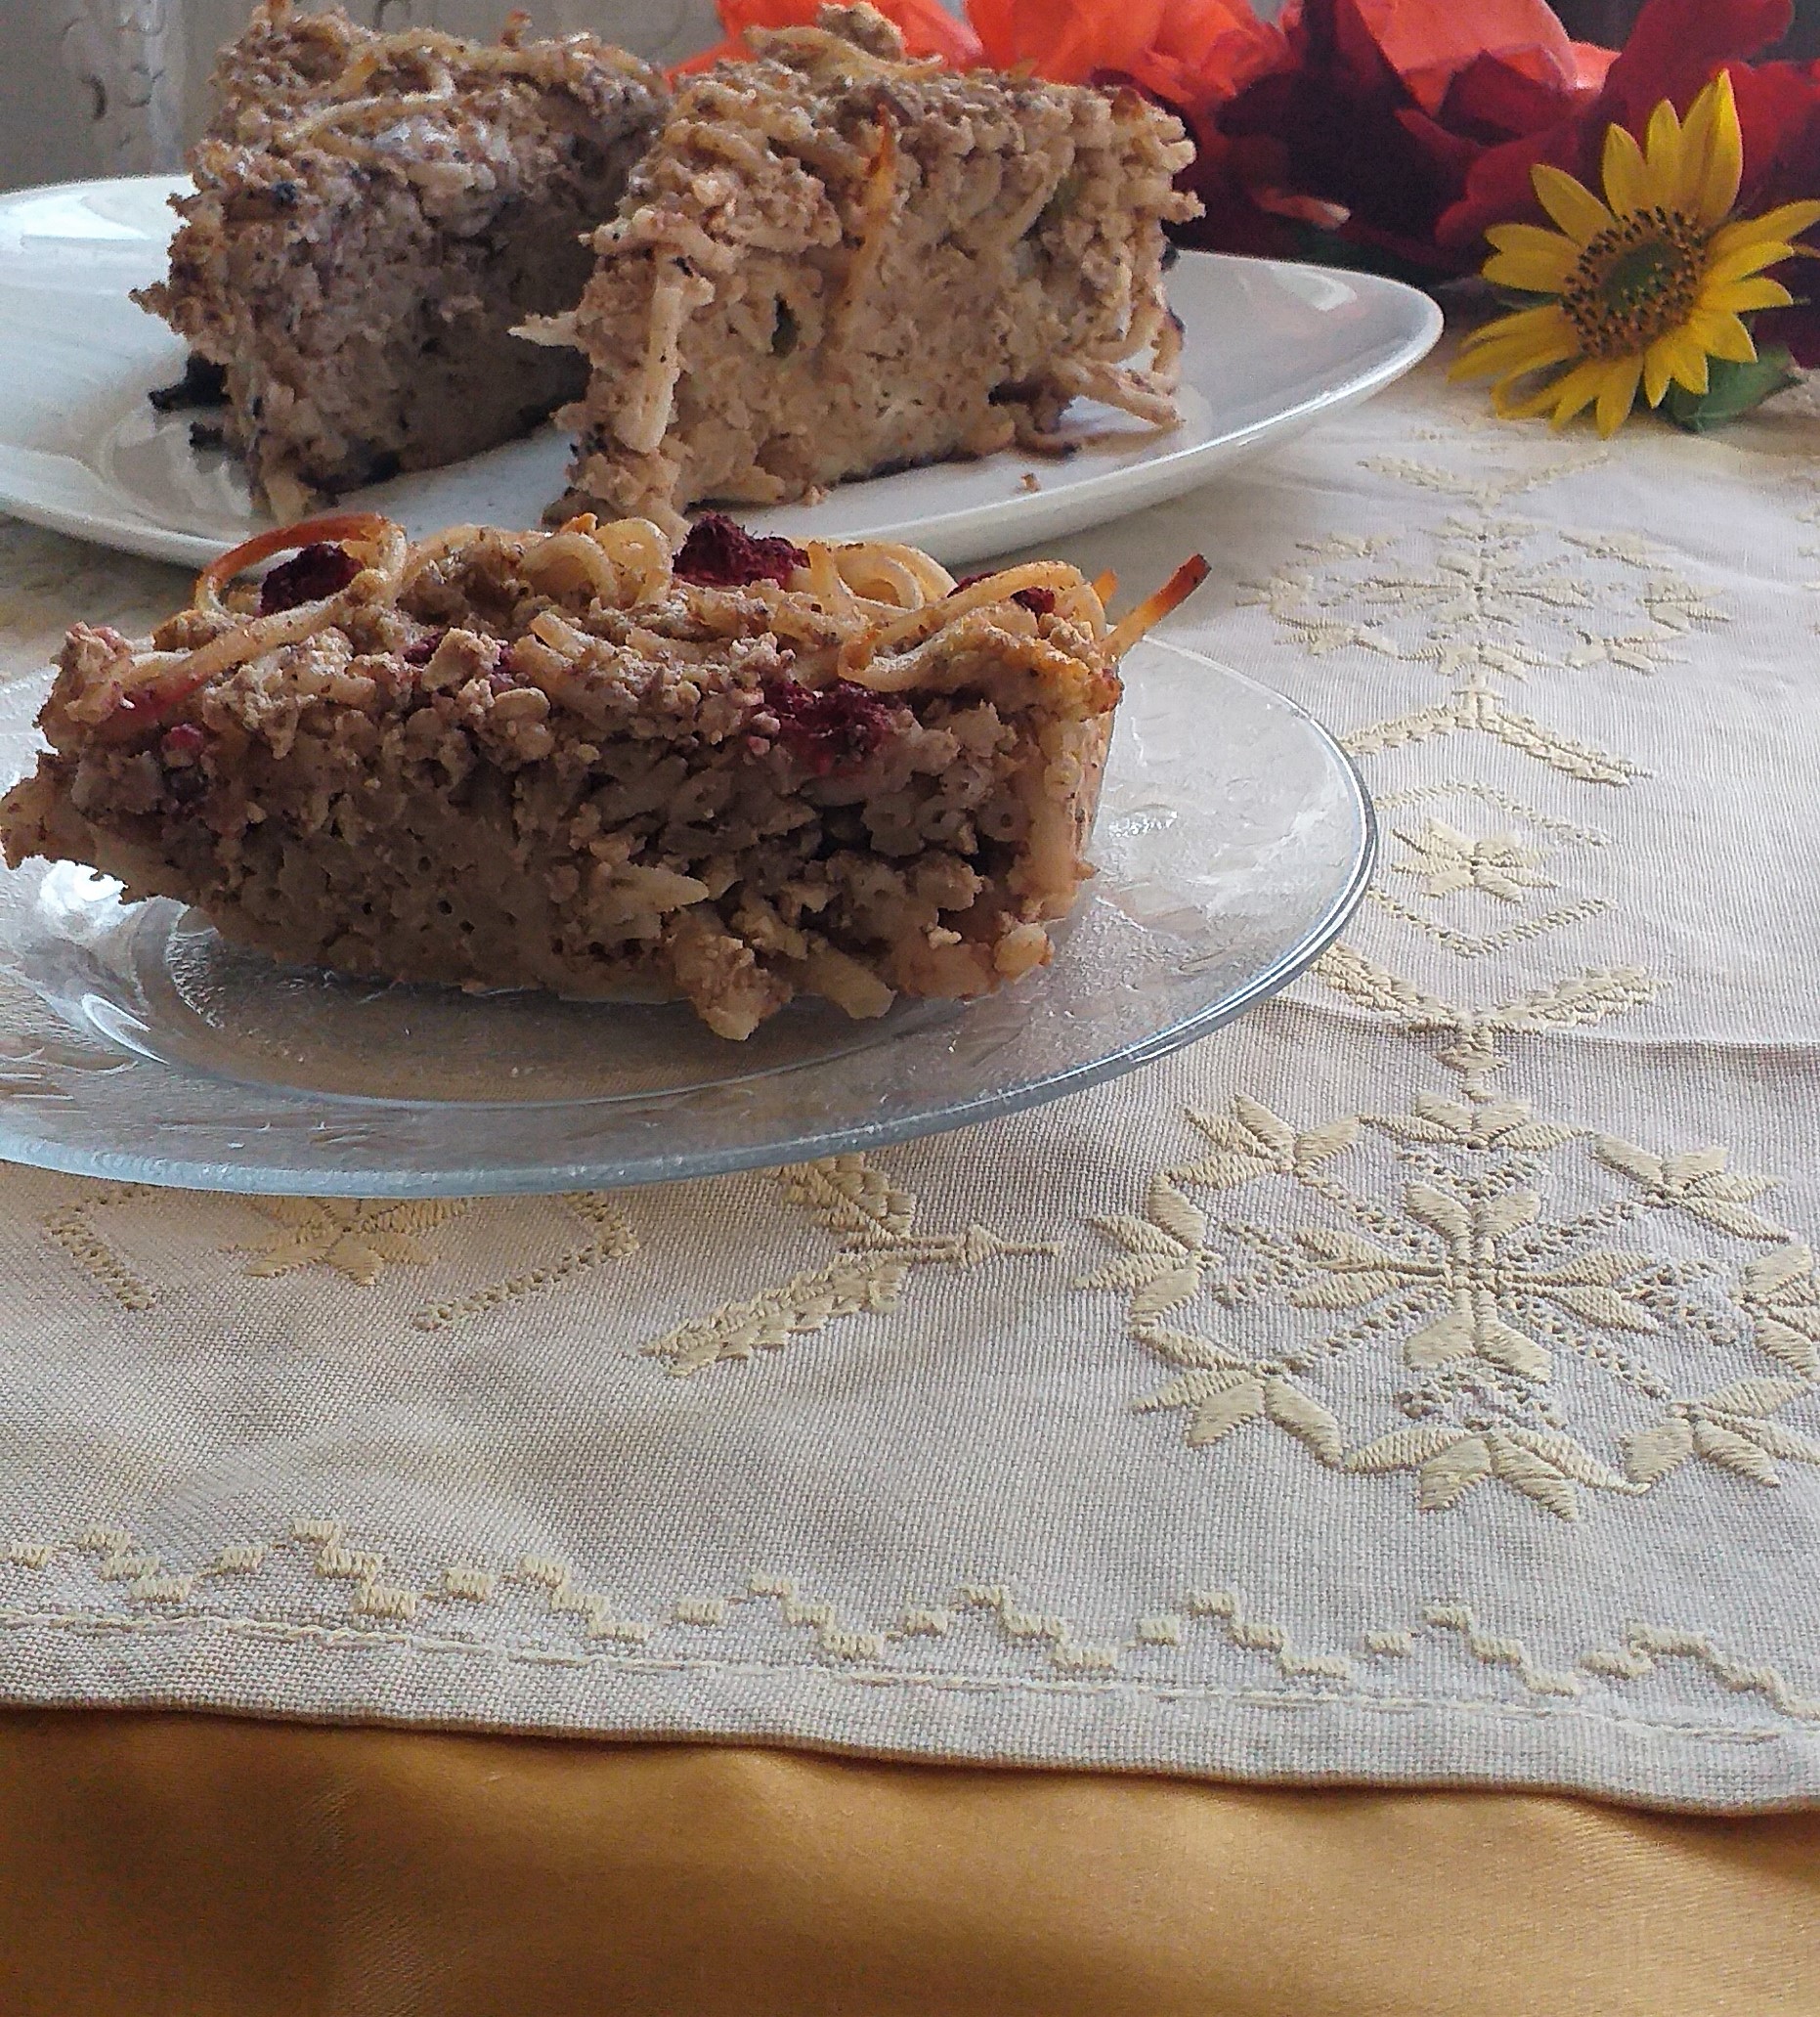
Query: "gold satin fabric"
1 1711 1815 2015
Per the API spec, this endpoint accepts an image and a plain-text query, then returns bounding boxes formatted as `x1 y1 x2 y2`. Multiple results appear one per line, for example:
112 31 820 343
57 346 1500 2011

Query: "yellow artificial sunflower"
1451 70 1820 435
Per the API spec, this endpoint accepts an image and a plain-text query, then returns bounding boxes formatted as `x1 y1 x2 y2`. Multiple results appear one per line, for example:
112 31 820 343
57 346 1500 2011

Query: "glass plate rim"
0 640 1375 1197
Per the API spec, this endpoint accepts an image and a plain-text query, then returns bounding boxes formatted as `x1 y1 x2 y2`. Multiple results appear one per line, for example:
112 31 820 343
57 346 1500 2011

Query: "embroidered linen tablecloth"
2 352 1817 1813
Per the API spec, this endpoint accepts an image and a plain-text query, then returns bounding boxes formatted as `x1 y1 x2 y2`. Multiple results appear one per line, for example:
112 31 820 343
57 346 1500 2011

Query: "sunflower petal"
1465 328 1585 383
1674 74 1717 215
1452 340 1546 384
1644 329 1713 404
1495 373 1573 419
1483 241 1579 293
1685 308 1757 365
1455 303 1575 353
1545 359 1613 427
1533 164 1614 245
1673 120 1711 222
1641 97 1684 212
1483 222 1580 294
1711 201 1820 256
1485 222 1576 259
1602 122 1651 216
1689 73 1743 227
1642 335 1675 408
1657 328 1711 396
1453 339 1582 388
1707 276 1795 314
1705 240 1800 288
1594 355 1643 436
1456 322 1578 361
1451 305 1580 382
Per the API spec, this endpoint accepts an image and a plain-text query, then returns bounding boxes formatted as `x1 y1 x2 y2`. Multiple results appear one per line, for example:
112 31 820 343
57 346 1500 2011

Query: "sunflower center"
1559 207 1707 357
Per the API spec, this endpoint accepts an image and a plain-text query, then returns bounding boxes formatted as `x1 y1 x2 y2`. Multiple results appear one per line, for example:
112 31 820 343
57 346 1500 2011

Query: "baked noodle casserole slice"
136 0 667 517
0 515 1204 1039
528 3 1198 529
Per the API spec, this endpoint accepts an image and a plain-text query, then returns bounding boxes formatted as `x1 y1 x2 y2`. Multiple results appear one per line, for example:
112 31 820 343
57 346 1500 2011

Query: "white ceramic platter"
0 175 1442 570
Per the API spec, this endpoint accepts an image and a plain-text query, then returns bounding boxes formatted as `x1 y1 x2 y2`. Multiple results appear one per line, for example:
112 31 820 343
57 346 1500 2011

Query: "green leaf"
1664 347 1802 433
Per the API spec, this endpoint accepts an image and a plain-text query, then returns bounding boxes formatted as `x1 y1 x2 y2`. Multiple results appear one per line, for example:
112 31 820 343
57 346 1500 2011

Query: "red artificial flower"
1437 0 1820 361
1206 0 1612 270
1437 0 1792 252
1729 58 1820 363
1168 124 1345 260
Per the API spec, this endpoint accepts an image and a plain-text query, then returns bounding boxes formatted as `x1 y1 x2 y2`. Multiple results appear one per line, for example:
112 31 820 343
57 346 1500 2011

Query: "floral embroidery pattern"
1085 418 1820 1549
231 1197 471 1287
1376 782 1612 852
1591 1139 1785 1241
1738 1246 1820 1378
1624 1379 1820 1491
1363 436 1607 510
41 1181 155 1311
1393 818 1554 902
411 1194 637 1333
646 1155 1051 1376
1367 887 1610 960
1083 1093 1820 1520
5 361 1820 1794
1240 509 1721 784
1244 435 1720 1088
1313 944 1659 1096
1366 783 1614 960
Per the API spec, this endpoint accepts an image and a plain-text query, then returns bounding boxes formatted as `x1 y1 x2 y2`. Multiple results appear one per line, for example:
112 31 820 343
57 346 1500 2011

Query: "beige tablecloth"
2 353 1819 1812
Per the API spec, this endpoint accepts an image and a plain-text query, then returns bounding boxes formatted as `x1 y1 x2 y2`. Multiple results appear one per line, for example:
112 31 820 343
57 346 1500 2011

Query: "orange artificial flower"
673 0 984 74
679 0 1287 123
1359 0 1611 118
970 0 1285 106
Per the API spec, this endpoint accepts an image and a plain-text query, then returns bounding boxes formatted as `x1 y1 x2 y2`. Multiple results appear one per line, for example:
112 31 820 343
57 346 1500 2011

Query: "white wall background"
0 1 724 193
0 0 1294 192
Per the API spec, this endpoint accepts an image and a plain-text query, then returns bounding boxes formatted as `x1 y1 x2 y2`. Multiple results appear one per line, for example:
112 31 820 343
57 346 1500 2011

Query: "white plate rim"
0 173 1444 570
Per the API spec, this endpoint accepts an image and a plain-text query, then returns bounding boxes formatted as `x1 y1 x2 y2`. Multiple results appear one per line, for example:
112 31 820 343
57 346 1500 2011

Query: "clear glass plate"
0 639 1373 1196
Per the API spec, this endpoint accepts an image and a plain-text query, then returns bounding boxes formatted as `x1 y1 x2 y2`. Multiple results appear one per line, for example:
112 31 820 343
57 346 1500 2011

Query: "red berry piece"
674 513 809 589
760 675 896 777
257 542 361 615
